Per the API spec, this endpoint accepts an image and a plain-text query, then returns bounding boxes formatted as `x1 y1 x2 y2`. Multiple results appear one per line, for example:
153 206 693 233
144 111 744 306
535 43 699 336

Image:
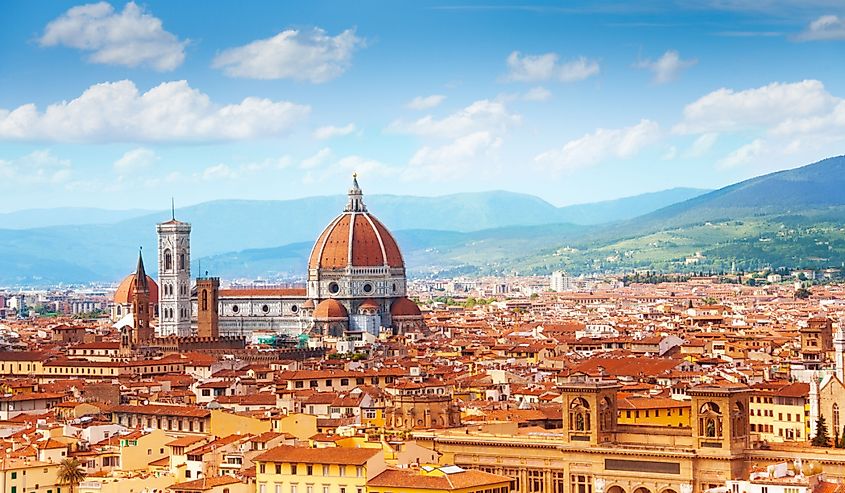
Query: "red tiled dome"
308 176 404 271
359 298 380 310
390 297 421 317
313 299 348 320
309 213 404 270
114 274 159 305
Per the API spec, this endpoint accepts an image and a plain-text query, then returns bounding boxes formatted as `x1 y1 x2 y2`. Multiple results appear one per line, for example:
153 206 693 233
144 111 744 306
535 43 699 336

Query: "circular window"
231 305 239 314
291 305 299 313
363 283 373 293
328 282 340 294
262 305 269 313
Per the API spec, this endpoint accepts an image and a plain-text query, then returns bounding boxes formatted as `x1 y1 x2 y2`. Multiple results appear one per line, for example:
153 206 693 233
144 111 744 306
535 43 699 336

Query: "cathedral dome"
313 298 348 320
308 176 404 271
114 273 159 305
390 297 422 318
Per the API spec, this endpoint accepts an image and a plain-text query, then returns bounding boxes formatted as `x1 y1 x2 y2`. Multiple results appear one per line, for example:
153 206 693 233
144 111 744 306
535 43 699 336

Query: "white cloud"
717 139 766 168
674 80 839 134
0 80 310 143
686 133 719 158
635 50 697 84
301 148 333 169
201 163 238 181
407 131 501 180
388 99 520 139
535 119 661 171
407 95 446 110
523 87 552 102
662 146 678 160
114 147 157 173
212 27 363 83
312 123 357 140
39 2 186 71
505 51 600 82
0 150 71 185
795 15 845 41
336 155 394 176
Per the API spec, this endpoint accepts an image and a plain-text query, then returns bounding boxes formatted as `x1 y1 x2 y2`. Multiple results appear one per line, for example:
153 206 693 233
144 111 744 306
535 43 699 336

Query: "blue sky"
1 0 844 212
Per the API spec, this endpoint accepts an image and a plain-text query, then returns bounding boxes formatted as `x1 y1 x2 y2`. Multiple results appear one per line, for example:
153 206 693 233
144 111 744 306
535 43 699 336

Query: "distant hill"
555 187 708 224
638 155 845 228
0 207 154 229
0 187 706 285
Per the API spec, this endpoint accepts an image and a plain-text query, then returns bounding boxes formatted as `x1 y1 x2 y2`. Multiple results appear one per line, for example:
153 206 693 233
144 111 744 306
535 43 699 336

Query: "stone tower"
689 383 750 456
196 276 220 338
156 206 192 337
132 249 153 344
559 373 621 446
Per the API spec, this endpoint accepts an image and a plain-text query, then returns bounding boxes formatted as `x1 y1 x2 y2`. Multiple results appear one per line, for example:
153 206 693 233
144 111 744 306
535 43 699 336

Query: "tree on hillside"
57 457 86 493
812 416 830 447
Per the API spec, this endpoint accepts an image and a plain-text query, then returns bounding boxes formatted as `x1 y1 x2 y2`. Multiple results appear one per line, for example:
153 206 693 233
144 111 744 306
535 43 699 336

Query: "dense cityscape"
4 1 845 493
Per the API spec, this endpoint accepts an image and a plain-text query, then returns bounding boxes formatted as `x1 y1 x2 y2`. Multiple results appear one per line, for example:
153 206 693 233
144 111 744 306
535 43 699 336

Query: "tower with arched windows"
157 213 192 337
689 384 751 455
559 373 621 445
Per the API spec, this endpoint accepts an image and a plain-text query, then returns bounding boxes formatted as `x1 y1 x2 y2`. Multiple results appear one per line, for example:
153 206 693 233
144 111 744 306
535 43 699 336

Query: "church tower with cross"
156 201 192 337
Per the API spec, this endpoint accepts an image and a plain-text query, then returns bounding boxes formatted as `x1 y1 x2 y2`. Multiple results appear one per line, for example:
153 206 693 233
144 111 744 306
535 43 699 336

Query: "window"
164 250 172 271
570 474 593 493
260 464 266 474
307 465 313 475
528 469 544 492
339 465 345 477
179 253 186 270
276 464 282 474
275 486 281 493
291 485 298 493
291 464 298 475
322 465 330 476
356 466 363 477
834 404 840 431
323 486 330 493
202 290 208 311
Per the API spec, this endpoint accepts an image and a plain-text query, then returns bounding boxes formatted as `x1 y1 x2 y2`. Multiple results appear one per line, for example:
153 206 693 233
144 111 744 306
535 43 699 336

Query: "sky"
0 0 844 212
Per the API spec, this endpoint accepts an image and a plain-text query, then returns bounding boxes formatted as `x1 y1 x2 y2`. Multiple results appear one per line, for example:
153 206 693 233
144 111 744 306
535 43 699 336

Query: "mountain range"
0 155 844 285
0 187 706 285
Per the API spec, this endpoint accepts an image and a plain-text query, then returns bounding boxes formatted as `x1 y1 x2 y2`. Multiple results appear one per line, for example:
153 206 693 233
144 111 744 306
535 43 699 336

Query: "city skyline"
1 0 844 211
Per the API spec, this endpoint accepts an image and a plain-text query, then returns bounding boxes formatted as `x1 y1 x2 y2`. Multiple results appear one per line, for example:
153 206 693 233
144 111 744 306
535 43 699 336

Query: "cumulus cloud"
201 163 238 181
535 119 661 171
685 133 718 158
635 50 697 84
505 51 600 82
406 131 501 180
674 80 839 134
0 150 72 185
39 2 186 71
212 27 363 83
523 87 552 102
313 123 357 140
407 95 446 110
336 155 394 176
717 139 767 168
301 148 333 169
0 80 310 143
795 15 845 41
114 147 157 173
388 99 520 139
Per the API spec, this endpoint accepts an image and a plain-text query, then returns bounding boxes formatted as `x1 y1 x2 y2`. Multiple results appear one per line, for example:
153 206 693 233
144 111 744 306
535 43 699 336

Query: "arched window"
732 402 747 437
202 290 208 311
834 403 840 431
164 249 172 271
179 253 185 270
699 402 722 438
599 396 614 431
569 397 591 432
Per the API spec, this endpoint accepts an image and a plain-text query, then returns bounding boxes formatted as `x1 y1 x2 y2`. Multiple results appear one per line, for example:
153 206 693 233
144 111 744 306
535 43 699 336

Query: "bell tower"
131 249 152 345
689 384 751 454
196 276 220 338
559 373 621 445
156 202 192 337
